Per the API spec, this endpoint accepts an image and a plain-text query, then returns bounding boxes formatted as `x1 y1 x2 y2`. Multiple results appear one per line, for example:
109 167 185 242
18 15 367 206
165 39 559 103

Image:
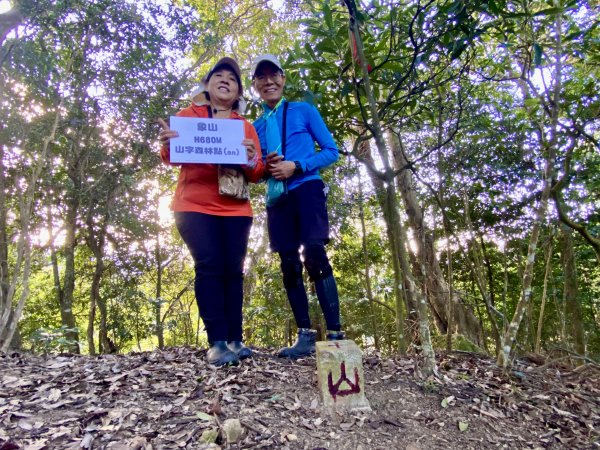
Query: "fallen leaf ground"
1 347 598 449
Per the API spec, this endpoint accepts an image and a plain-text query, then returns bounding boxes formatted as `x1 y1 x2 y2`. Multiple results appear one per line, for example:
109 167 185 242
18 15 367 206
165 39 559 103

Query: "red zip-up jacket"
160 104 264 217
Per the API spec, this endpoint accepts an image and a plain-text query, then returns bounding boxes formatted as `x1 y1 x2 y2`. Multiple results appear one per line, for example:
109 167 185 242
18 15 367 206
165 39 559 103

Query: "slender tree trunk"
154 202 164 349
87 288 97 355
560 225 585 360
443 219 453 352
0 146 9 317
357 171 380 350
462 193 501 353
0 8 21 46
0 89 63 350
502 241 509 332
85 185 119 355
57 106 91 354
59 196 80 353
392 133 483 347
359 142 407 353
344 0 434 372
0 187 32 352
95 259 110 353
498 11 563 369
385 185 408 355
497 141 554 368
397 213 437 375
535 232 554 354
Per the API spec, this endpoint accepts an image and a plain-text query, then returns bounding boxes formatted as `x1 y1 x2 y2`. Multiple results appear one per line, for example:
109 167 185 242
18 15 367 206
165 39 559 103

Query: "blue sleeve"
300 104 339 173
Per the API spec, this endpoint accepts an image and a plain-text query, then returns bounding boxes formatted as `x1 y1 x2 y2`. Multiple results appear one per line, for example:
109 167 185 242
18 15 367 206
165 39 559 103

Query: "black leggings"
279 240 341 331
175 211 252 343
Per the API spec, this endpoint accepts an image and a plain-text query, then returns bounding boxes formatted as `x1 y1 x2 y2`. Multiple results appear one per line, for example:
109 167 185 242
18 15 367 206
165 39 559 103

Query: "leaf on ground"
196 412 215 422
286 433 298 441
441 395 455 408
47 388 62 402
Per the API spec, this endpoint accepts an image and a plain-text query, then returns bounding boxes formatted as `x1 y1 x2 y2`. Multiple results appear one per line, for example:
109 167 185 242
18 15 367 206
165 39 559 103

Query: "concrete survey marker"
316 340 371 413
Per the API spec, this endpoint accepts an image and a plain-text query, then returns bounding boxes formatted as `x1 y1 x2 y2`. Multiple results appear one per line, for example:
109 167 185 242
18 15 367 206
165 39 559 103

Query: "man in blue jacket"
252 54 345 359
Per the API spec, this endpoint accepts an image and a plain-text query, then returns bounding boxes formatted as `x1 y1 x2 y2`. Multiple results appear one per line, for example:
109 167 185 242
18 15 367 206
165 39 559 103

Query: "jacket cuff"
243 151 259 169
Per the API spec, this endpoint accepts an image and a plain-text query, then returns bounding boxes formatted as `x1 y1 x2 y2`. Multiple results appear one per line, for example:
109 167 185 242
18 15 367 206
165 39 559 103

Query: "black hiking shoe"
207 341 239 366
277 328 317 359
326 330 346 341
227 341 253 360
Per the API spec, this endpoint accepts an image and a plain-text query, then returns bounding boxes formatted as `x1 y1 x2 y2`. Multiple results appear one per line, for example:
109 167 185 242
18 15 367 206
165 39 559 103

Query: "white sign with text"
168 116 247 164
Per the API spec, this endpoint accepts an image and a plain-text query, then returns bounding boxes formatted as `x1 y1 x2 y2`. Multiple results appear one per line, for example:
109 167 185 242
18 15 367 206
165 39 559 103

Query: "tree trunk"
357 170 380 350
87 289 97 356
395 204 437 376
535 232 554 354
0 146 9 317
344 0 434 372
560 225 585 359
59 197 81 353
498 11 564 369
85 185 118 355
498 152 554 367
462 192 501 353
0 98 61 351
443 219 453 352
391 133 483 347
358 141 407 353
154 202 164 349
0 8 22 46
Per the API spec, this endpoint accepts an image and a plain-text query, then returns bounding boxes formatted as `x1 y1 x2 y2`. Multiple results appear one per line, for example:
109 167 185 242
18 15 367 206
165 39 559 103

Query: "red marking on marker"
328 361 361 401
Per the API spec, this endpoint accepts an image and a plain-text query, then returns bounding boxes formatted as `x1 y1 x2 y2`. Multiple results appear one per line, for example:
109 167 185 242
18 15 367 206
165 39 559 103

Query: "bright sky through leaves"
0 1 11 13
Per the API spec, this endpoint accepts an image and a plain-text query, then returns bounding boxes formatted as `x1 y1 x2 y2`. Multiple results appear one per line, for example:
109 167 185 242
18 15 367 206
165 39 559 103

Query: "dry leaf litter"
0 347 598 449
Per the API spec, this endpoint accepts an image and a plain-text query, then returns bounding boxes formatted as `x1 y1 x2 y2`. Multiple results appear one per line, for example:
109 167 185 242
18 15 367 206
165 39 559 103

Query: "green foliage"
29 326 80 354
432 334 486 353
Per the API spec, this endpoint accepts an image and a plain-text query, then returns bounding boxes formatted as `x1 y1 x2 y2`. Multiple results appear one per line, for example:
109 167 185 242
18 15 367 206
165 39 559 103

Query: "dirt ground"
1 347 598 449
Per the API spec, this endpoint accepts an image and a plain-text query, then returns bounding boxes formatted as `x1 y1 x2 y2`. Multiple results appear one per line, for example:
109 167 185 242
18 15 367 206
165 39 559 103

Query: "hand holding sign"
242 138 256 161
168 116 247 165
157 118 179 147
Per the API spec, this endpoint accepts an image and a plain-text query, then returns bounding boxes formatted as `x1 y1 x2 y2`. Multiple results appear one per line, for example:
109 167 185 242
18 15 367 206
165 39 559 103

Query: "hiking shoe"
207 341 239 366
326 330 346 341
228 341 253 360
277 328 317 359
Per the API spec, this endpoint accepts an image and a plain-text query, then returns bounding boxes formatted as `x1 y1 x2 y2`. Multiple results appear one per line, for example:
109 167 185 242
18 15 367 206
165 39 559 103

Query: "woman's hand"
242 138 257 161
157 118 179 147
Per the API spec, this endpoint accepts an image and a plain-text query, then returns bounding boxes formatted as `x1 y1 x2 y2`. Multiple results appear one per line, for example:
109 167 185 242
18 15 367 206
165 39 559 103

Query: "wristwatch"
293 161 303 175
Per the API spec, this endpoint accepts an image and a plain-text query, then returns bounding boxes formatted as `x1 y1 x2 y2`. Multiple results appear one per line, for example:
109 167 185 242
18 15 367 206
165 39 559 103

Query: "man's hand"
269 160 296 180
157 118 179 147
266 151 283 167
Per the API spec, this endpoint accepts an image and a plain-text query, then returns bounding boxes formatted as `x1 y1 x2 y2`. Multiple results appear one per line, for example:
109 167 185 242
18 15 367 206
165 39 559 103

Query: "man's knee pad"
303 242 333 281
279 252 303 289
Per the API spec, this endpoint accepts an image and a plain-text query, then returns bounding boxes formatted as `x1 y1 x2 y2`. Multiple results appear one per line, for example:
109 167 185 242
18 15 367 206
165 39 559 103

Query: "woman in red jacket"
158 57 264 366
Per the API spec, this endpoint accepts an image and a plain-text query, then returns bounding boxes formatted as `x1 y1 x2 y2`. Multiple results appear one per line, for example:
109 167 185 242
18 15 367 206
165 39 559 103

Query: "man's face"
253 62 285 108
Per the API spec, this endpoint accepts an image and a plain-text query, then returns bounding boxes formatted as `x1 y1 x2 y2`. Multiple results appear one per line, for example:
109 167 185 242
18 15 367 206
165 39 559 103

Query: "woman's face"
207 68 240 107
